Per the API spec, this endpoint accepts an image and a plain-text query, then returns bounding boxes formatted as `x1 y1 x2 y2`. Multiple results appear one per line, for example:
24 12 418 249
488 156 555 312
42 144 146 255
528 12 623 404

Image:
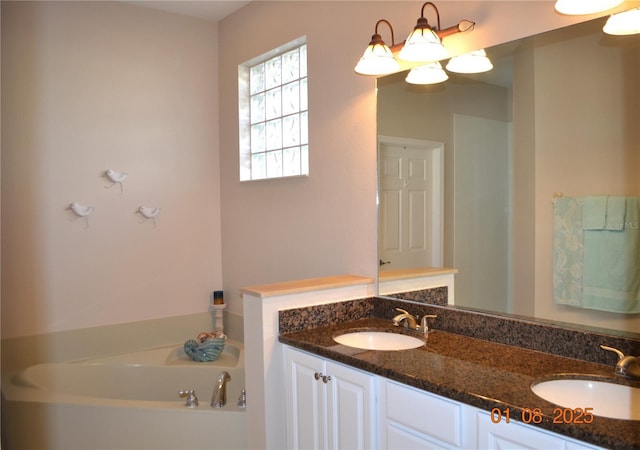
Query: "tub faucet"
392 308 418 330
211 371 231 408
178 389 199 408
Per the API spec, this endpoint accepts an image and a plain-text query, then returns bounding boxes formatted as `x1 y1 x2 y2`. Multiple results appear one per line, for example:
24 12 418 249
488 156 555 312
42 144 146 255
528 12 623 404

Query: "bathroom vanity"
279 299 639 450
284 345 604 449
241 275 638 449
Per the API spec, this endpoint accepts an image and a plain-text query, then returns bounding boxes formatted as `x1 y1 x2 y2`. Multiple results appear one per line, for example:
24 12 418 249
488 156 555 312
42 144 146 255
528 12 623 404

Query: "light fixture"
354 19 401 76
446 49 493 73
554 0 623 15
354 2 476 75
399 2 475 63
398 2 448 62
603 7 640 35
405 62 449 84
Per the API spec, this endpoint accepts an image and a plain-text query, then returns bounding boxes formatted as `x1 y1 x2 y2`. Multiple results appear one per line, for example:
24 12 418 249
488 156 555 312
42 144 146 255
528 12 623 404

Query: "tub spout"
211 370 231 408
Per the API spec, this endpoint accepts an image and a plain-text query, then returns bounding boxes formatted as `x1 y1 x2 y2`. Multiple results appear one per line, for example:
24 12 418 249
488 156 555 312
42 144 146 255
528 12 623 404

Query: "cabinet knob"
313 372 332 383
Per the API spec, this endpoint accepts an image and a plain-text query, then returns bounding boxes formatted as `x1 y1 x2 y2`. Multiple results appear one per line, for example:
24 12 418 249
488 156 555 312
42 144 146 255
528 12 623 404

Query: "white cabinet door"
284 346 376 450
284 347 327 450
326 360 376 450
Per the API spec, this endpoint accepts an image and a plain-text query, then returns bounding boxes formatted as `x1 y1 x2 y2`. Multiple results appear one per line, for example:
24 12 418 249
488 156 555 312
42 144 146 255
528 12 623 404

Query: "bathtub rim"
3 339 246 410
2 310 244 375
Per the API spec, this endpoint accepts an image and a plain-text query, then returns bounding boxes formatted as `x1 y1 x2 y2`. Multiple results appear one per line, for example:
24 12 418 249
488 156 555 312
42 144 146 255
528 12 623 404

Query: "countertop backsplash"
279 295 639 366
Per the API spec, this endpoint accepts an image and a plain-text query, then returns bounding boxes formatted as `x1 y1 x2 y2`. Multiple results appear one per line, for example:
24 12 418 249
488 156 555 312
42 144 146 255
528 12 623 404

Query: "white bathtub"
2 339 247 450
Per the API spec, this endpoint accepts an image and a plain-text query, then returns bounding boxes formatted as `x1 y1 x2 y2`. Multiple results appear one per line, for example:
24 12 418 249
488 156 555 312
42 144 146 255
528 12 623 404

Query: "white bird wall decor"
137 206 160 227
67 202 95 227
68 202 95 217
104 169 128 193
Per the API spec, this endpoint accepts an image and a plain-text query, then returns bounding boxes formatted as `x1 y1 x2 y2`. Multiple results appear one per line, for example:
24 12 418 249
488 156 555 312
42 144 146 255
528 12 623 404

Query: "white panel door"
379 137 444 270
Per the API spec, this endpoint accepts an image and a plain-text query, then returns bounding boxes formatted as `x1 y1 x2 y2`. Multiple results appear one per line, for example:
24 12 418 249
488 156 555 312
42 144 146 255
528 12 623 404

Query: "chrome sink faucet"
601 345 640 379
211 370 231 408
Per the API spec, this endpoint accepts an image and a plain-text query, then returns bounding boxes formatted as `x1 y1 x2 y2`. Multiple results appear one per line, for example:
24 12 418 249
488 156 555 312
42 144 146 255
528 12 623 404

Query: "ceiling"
123 1 251 22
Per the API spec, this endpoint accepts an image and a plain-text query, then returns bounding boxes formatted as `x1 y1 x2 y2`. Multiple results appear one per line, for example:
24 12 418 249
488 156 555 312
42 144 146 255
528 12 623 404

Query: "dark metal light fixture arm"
375 19 396 47
421 2 442 31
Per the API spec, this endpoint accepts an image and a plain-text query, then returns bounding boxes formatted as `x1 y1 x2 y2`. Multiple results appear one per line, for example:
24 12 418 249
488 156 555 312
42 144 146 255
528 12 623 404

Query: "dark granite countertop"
279 314 640 449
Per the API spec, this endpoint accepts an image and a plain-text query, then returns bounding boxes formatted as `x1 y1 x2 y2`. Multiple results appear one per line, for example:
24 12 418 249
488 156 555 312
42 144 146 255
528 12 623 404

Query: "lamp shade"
603 8 640 35
398 18 448 62
446 49 493 73
405 62 449 84
554 0 623 15
354 37 400 76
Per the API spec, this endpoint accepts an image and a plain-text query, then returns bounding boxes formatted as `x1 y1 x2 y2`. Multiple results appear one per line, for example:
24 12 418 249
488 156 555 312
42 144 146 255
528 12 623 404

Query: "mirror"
377 15 640 335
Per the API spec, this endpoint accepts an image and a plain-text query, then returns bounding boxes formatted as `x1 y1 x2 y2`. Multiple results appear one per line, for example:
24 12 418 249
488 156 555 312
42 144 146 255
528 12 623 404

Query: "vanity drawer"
476 410 604 449
384 380 463 447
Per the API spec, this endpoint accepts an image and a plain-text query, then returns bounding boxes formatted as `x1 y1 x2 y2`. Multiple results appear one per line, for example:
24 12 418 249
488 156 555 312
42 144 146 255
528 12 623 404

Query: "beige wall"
512 38 537 318
3 1 635 338
218 1 378 315
218 1 593 314
530 19 640 331
2 1 222 338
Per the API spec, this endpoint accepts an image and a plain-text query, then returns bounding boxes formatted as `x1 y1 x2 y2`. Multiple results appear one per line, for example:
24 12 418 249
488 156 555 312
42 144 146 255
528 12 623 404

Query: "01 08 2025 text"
491 407 594 425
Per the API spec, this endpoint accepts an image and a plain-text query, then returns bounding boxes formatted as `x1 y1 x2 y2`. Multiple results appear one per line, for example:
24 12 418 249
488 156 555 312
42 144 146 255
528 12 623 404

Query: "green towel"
605 196 626 231
553 197 583 307
583 197 640 314
582 196 607 230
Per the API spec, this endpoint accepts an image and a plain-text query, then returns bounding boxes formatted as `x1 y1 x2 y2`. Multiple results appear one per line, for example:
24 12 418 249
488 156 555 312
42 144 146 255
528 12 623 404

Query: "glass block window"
239 38 308 181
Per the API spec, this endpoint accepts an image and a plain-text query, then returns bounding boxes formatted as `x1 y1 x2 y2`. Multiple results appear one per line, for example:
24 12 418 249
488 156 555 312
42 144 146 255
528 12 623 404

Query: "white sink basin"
333 331 425 351
531 378 640 421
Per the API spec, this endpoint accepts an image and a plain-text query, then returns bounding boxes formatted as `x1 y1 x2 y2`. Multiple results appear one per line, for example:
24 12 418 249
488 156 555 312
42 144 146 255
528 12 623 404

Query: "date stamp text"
491 407 594 425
